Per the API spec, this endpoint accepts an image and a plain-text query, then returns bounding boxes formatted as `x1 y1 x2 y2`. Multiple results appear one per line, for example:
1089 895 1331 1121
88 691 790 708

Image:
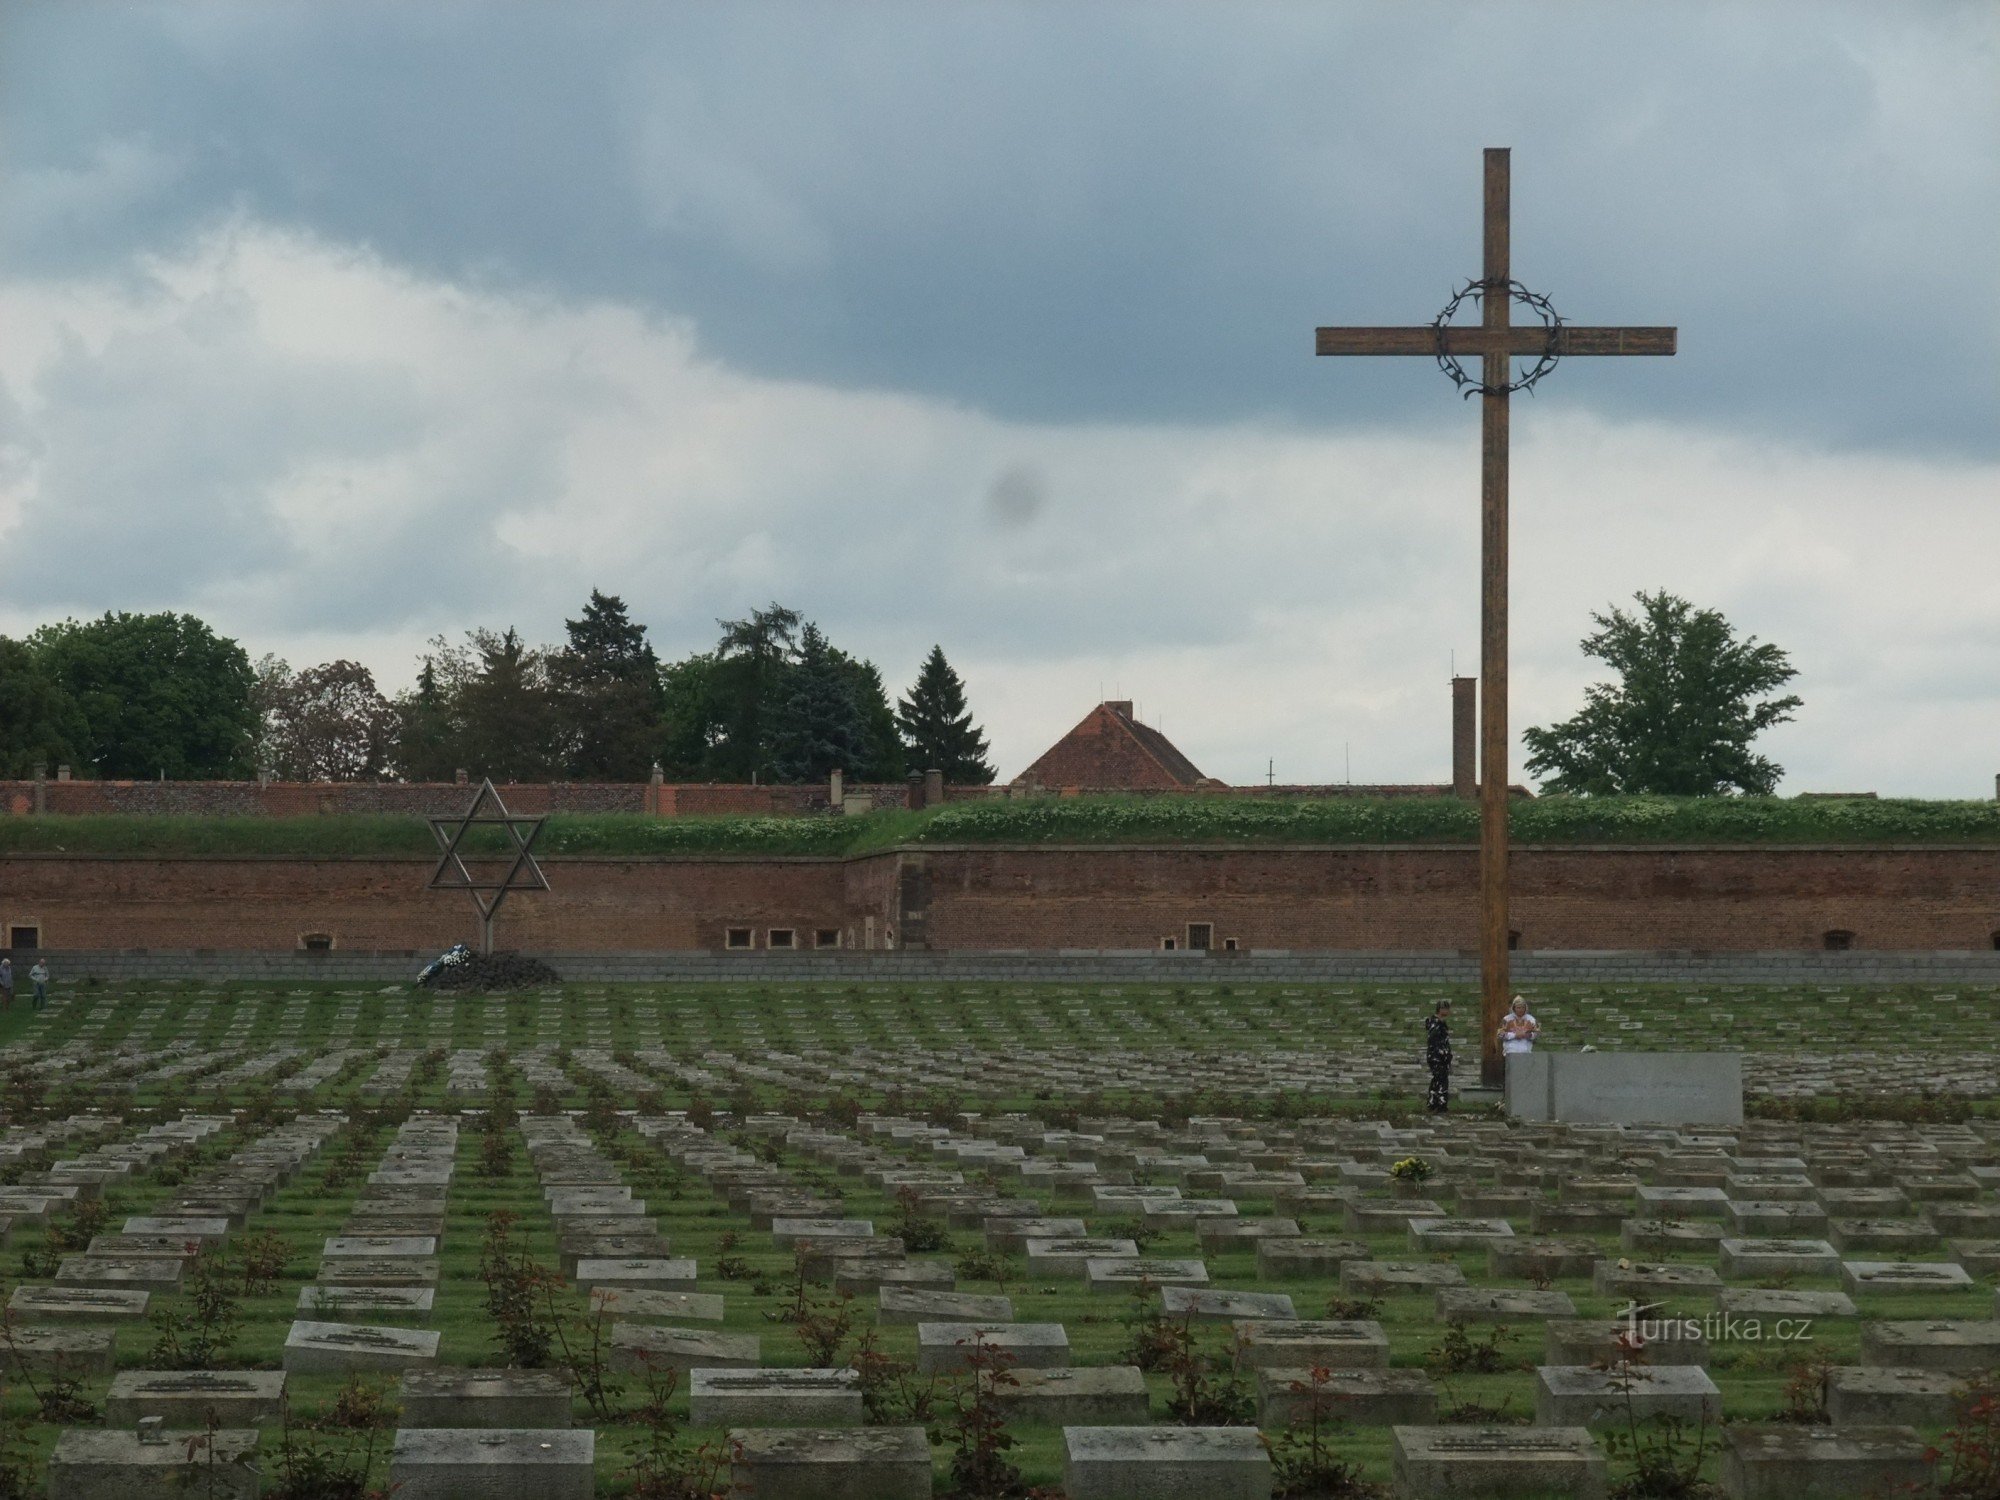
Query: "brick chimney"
1451 677 1477 799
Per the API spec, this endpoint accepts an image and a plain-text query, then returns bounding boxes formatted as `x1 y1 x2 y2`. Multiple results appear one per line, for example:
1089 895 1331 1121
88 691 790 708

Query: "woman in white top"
1497 995 1539 1054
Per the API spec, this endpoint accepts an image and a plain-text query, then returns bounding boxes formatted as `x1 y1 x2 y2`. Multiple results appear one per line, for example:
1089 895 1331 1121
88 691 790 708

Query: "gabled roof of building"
1011 701 1212 790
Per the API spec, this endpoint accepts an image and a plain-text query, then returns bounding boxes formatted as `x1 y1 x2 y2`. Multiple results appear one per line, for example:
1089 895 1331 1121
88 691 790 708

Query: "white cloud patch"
0 221 1992 795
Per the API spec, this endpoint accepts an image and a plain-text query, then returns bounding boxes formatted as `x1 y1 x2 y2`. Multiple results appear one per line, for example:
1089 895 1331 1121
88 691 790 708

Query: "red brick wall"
3 845 1995 954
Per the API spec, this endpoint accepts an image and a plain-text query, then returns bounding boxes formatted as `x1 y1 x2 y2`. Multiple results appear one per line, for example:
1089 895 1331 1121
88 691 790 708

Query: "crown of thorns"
1432 278 1564 397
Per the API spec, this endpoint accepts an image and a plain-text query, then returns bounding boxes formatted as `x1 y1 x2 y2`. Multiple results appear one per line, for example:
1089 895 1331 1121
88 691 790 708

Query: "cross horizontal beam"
1316 326 1676 357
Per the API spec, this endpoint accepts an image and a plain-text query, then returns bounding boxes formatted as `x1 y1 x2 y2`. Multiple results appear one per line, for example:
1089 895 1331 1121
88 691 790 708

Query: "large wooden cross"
1316 148 1675 1088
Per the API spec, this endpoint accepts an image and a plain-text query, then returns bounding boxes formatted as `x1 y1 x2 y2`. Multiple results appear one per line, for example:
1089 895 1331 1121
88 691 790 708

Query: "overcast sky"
1 1 1994 792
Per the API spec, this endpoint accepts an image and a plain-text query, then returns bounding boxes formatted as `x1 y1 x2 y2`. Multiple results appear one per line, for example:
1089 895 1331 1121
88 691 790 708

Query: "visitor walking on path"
1498 995 1540 1055
28 959 48 1011
0 957 11 1012
1424 999 1453 1113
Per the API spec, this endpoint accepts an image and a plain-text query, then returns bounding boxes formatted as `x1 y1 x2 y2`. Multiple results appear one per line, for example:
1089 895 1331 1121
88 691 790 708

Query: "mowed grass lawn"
0 976 1994 1494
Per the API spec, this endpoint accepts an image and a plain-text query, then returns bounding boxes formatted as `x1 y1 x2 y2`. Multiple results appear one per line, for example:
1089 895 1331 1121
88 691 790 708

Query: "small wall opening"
1161 937 1177 951
1991 931 2000 951
724 927 753 950
1223 937 1239 952
767 928 795 950
1822 929 1855 951
1186 922 1213 951
299 932 334 952
814 929 841 949
1507 929 1522 951
7 925 39 951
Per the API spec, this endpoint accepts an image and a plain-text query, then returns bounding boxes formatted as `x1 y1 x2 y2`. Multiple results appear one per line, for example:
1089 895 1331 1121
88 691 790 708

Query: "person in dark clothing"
1424 999 1453 1112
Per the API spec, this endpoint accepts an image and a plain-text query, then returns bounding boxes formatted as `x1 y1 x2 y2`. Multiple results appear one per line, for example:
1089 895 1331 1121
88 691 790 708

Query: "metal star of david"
426 778 549 951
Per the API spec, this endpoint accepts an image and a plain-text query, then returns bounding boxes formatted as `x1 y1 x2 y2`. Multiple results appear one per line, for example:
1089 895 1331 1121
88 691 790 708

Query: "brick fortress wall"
4 844 1996 955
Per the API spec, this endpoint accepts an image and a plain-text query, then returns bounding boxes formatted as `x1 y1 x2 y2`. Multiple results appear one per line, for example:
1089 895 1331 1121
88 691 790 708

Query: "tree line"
0 593 996 786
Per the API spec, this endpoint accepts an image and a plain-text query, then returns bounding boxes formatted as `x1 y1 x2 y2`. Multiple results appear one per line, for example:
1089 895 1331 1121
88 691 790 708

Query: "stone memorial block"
558 1234 670 1277
316 1256 439 1287
1411 1217 1515 1252
122 1216 230 1244
399 1369 572 1428
798 1237 902 1276
1392 1425 1606 1500
1817 1188 1908 1215
1715 1289 1857 1320
0 1325 117 1375
1141 1199 1240 1231
1593 1262 1723 1300
588 1288 726 1323
1236 1319 1389 1370
324 1235 437 1259
574 1258 697 1295
389 1428 594 1500
1860 1319 2000 1373
916 1321 1069 1374
1545 1320 1708 1368
1841 1260 1976 1293
1436 1288 1578 1323
608 1323 760 1373
878 1286 1013 1325
9 1286 148 1322
1341 1260 1467 1295
1951 1240 2000 1278
1063 1425 1272 1500
1490 1238 1600 1280
690 1368 863 1427
299 1286 436 1317
283 1320 440 1374
726 1426 931 1500
1825 1366 1963 1427
1830 1220 1939 1254
1197 1216 1302 1248
1535 1364 1721 1428
1719 1425 1931 1500
1728 1201 1828 1236
1159 1286 1296 1322
1532 1202 1629 1234
105 1370 286 1427
1718 1239 1840 1278
1255 1238 1368 1279
48 1428 261 1500
986 1217 1087 1253
770 1217 872 1248
832 1259 951 1296
1257 1367 1437 1426
1346 1200 1444 1234
55 1255 182 1291
1085 1257 1208 1292
993 1366 1150 1425
1634 1186 1730 1220
1508 1052 1741 1127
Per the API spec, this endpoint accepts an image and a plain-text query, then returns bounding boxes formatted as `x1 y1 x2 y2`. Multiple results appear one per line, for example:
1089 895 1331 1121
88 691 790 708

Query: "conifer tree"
768 623 866 783
896 645 994 784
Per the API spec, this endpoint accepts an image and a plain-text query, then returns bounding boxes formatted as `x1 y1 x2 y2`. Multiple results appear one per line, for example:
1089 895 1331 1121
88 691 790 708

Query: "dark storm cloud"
3 1 1991 458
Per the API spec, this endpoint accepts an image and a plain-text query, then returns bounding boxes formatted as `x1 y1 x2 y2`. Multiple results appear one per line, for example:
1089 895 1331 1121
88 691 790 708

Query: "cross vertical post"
1312 148 1676 1099
1479 146 1511 1089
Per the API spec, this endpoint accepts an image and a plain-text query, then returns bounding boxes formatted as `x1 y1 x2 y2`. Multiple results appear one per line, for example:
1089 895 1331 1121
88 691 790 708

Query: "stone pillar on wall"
32 762 45 815
829 769 843 808
906 771 923 810
1451 677 1478 800
923 768 944 807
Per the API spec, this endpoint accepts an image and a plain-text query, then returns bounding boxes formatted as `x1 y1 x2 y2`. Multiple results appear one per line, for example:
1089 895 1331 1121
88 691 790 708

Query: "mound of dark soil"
418 952 562 992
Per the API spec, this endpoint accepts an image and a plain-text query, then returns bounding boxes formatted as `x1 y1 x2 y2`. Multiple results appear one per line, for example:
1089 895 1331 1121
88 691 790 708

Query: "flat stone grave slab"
0 1325 116 1375
1720 1424 1932 1500
121 1216 230 1243
48 1428 261 1500
1255 1238 1369 1277
1341 1260 1468 1294
1086 1257 1208 1291
1635 1186 1731 1218
389 1427 594 1500
84 1235 207 1262
992 1365 1150 1425
399 1369 572 1428
1347 1200 1444 1233
10 1286 148 1322
770 1217 872 1247
917 1321 1070 1373
1715 1289 1857 1320
588 1288 726 1323
283 1320 440 1374
299 1286 436 1317
690 1368 863 1426
878 1286 1013 1325
1841 1260 1977 1293
1546 1320 1709 1368
1436 1288 1578 1323
1830 1219 1939 1253
574 1257 697 1294
1622 1219 1726 1253
1257 1367 1437 1426
558 1234 670 1277
1950 1239 2000 1277
798 1237 902 1275
1063 1425 1272 1500
1141 1199 1241 1230
323 1235 437 1258
608 1323 760 1373
1593 1262 1724 1299
1159 1286 1295 1322
1860 1318 2000 1373
1729 1201 1829 1235
726 1426 931 1500
1028 1238 1140 1276
1393 1424 1606 1498
1490 1238 1601 1279
1718 1238 1841 1278
1535 1364 1722 1428
832 1260 952 1295
1236 1318 1390 1370
55 1255 182 1291
315 1257 440 1287
1411 1217 1515 1250
343 1212 445 1238
985 1217 1086 1252
104 1370 286 1427
1196 1216 1302 1247
1825 1366 1964 1426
